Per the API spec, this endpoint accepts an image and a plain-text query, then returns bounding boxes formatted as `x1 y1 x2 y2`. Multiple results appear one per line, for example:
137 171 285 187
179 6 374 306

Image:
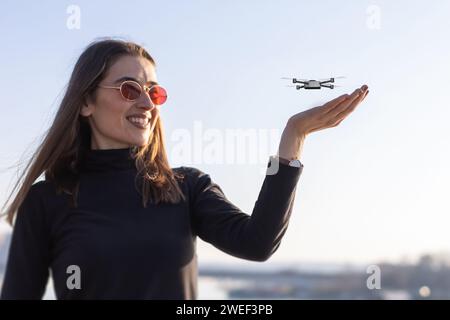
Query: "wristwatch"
274 155 303 168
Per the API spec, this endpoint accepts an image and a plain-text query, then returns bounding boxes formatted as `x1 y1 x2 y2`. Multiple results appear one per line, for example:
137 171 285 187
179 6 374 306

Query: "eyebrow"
114 76 159 86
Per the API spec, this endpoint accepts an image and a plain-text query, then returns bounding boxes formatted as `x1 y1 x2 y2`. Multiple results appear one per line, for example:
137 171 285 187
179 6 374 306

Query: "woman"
0 39 368 299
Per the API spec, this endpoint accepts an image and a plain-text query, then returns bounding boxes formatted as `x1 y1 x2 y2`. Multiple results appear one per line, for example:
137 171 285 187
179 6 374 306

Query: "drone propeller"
319 76 346 81
281 77 308 81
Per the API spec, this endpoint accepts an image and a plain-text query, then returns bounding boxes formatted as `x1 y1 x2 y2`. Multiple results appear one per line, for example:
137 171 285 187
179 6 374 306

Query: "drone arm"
292 79 307 84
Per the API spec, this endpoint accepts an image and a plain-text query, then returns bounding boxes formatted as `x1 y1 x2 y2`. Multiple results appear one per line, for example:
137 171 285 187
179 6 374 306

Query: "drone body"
282 76 344 90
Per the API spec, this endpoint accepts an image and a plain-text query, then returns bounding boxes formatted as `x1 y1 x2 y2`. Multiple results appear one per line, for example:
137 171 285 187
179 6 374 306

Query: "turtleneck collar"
81 147 137 173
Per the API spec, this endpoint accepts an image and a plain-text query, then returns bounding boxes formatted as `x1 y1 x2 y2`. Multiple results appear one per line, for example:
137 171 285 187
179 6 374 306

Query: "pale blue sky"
1 1 450 268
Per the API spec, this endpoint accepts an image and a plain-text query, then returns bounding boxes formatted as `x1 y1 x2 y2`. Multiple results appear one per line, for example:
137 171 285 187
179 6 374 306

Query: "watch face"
289 159 302 168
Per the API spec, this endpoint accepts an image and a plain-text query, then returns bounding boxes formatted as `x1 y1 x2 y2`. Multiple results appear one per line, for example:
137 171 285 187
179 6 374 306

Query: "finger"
309 85 368 132
324 87 369 128
358 85 369 101
321 84 367 113
327 86 366 116
361 89 369 100
320 94 350 112
334 88 369 121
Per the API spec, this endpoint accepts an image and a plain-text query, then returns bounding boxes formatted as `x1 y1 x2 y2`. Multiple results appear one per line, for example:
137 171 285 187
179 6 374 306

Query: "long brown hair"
1 38 185 225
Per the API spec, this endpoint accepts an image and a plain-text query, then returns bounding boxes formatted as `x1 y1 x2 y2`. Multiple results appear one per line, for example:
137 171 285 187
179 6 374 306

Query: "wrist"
286 118 309 137
276 155 291 165
278 127 305 160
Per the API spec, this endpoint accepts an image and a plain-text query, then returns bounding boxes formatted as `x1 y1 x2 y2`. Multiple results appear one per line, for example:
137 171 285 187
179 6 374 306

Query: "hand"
277 84 369 160
288 84 369 136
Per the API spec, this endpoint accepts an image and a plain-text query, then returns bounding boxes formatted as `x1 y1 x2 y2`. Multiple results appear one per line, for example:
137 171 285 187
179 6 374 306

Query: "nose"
136 90 156 111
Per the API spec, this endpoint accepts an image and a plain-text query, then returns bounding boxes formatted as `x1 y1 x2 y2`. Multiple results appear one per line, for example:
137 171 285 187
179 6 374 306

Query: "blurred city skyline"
1 1 449 268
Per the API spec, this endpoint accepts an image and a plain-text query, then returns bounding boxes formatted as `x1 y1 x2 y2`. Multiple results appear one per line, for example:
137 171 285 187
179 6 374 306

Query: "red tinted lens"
149 86 167 105
121 82 141 100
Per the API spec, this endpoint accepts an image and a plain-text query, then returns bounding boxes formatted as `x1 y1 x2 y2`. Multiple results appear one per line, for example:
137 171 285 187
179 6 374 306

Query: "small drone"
281 76 345 90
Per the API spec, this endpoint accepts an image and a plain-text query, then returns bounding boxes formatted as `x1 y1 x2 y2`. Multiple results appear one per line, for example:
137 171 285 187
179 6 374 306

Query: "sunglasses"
98 80 168 105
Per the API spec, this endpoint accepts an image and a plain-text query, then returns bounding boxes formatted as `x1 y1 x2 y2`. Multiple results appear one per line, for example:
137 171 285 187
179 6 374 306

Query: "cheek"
95 94 129 132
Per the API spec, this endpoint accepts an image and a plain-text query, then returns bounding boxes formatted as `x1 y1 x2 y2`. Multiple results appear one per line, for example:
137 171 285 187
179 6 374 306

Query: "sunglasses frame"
98 80 167 105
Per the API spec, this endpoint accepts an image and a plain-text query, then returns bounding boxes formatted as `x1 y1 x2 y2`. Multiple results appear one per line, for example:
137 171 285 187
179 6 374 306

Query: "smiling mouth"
126 117 151 129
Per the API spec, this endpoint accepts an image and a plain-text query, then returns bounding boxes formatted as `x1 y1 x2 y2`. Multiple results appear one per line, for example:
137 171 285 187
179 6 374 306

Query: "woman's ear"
80 102 93 117
80 96 94 117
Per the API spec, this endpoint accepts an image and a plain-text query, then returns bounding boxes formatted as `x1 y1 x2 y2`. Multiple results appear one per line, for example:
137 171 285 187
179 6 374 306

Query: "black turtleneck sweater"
1 148 303 300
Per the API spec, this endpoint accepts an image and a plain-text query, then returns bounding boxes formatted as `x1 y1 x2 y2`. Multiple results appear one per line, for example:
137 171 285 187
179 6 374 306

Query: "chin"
127 135 149 147
132 139 149 147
